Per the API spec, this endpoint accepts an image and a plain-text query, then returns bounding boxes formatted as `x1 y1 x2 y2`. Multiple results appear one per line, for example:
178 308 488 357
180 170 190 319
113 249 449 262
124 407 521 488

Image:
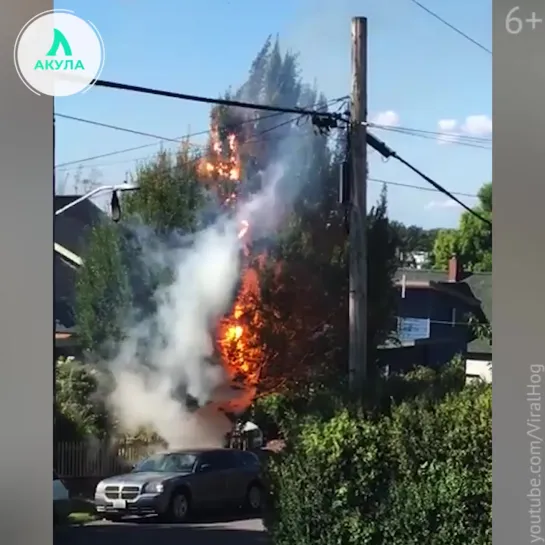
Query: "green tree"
390 222 439 267
75 144 206 354
367 186 401 369
210 37 399 392
75 222 131 355
54 357 107 438
432 182 492 272
123 144 205 234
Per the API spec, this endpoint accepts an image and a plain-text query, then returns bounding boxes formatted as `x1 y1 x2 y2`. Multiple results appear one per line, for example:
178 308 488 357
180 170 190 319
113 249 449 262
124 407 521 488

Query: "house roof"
54 196 104 330
395 267 492 355
54 196 104 255
463 273 492 354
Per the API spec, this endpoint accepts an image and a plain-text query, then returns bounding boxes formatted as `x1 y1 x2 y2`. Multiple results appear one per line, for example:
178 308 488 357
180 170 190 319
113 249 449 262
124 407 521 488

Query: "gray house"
54 196 104 358
380 256 492 380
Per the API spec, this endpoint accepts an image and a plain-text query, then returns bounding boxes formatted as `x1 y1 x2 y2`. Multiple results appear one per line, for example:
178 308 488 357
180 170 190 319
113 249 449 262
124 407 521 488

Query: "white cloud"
436 115 492 145
437 119 458 145
438 119 457 131
461 115 492 137
426 199 461 210
371 110 400 127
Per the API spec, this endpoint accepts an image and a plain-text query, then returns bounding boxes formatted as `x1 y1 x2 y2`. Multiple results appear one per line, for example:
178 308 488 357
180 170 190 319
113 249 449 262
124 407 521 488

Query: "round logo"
13 9 105 97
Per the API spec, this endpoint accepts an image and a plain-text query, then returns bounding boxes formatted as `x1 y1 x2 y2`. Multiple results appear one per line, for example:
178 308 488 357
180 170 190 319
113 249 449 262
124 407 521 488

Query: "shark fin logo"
46 28 72 57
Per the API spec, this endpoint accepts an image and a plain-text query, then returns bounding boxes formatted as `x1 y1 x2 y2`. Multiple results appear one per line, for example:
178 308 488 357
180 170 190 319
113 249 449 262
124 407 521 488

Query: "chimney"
448 255 462 282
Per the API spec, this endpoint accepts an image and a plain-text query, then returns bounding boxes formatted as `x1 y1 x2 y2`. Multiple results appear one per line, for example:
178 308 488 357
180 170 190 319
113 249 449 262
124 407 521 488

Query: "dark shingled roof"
54 196 105 331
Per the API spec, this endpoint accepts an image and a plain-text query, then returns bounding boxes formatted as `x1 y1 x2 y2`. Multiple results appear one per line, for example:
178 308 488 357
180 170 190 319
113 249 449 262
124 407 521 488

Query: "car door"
193 451 230 508
229 451 262 504
222 450 251 504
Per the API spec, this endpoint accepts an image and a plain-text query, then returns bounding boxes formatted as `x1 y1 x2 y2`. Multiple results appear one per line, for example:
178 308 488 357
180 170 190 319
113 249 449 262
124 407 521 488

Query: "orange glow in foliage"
198 124 241 182
197 121 262 387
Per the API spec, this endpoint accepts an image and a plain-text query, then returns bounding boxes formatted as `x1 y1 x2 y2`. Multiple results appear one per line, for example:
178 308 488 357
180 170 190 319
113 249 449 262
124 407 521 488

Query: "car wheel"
245 483 262 512
168 490 191 523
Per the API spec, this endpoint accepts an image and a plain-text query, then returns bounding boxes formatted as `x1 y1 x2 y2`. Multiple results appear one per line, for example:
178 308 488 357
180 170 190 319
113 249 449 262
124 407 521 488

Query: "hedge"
262 381 491 545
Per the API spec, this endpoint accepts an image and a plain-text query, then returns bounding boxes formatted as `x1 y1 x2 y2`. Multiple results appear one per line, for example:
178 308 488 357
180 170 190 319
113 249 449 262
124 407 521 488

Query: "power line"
407 0 492 55
369 177 478 198
395 317 489 327
55 111 280 168
92 78 345 120
55 96 348 169
55 113 203 147
57 78 487 222
366 132 492 226
56 113 488 171
56 107 482 205
57 104 342 187
371 123 491 149
380 124 491 143
373 125 490 150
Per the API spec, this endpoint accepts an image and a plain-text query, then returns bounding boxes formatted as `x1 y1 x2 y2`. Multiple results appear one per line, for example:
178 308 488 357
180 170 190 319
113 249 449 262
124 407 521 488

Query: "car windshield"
133 453 197 473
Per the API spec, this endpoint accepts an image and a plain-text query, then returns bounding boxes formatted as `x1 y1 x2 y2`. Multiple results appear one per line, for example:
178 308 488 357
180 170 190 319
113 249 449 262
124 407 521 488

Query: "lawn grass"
67 511 97 524
55 497 97 526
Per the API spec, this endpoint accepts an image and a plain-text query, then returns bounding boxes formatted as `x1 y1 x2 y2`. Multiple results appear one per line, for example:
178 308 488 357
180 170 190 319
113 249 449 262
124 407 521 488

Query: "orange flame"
198 124 241 182
197 120 262 388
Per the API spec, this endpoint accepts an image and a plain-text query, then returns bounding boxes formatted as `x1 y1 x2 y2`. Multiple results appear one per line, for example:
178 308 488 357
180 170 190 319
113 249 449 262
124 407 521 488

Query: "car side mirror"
199 463 212 473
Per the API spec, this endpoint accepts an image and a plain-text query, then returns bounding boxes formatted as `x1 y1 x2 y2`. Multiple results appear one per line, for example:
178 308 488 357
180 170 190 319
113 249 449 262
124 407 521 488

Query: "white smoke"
104 165 287 450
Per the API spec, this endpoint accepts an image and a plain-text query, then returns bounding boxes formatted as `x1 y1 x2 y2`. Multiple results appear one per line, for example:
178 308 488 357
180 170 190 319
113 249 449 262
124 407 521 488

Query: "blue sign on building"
397 317 430 342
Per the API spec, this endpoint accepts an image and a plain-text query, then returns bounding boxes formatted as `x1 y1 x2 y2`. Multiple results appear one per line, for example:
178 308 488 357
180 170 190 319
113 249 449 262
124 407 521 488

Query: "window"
236 451 260 468
198 450 237 471
133 453 197 473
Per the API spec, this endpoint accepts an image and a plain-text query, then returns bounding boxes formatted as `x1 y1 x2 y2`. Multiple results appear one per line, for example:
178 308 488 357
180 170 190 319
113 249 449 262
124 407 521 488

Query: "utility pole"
348 17 368 395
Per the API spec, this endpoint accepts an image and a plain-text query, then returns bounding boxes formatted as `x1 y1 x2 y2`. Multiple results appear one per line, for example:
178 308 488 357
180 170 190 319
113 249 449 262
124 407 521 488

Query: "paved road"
55 515 267 545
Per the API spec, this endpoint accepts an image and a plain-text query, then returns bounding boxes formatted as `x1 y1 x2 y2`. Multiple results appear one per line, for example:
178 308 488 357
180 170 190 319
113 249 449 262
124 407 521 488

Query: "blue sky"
53 0 491 229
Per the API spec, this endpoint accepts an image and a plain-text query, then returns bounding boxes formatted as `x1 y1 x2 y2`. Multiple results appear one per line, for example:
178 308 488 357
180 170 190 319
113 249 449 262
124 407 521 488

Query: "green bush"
263 381 491 545
54 357 108 440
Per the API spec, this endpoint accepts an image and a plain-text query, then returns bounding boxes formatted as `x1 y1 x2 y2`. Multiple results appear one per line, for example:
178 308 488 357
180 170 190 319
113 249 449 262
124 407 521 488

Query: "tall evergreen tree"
210 37 399 392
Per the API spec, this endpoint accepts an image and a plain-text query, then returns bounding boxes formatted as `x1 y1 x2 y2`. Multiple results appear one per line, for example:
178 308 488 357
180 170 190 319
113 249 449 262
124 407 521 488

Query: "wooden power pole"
348 17 368 395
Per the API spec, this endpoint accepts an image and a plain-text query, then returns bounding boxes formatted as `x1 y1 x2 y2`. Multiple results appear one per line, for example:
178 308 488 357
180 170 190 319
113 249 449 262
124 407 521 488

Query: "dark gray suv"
94 448 263 522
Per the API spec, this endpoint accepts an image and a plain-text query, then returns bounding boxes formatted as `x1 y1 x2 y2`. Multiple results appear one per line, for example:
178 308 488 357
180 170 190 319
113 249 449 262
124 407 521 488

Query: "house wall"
396 287 474 369
379 345 428 374
466 358 492 383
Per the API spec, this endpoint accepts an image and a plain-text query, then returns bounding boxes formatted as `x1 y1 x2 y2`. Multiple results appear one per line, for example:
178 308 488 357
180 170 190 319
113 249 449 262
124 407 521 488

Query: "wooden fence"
54 434 251 479
55 440 161 479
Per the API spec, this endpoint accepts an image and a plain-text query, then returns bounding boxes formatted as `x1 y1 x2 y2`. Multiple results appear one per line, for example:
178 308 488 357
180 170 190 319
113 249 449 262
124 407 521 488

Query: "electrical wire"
373 123 491 144
57 78 487 221
372 126 490 151
57 102 343 192
55 113 201 146
407 0 492 55
92 78 345 120
395 317 490 327
366 132 492 226
369 177 477 198
56 105 482 205
394 154 491 225
55 110 287 168
55 96 348 169
371 124 491 150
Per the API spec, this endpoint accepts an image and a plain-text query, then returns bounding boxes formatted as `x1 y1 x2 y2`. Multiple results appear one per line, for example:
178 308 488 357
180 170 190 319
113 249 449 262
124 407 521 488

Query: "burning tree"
202 37 400 395
194 39 349 396
74 36 400 420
